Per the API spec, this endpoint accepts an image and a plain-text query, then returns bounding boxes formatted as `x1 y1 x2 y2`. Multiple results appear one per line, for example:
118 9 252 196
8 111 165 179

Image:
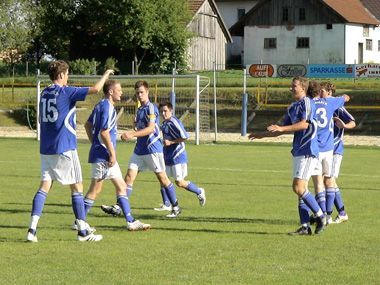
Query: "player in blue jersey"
72 80 150 232
102 80 181 218
26 60 113 242
322 83 355 224
304 81 349 227
249 77 325 235
152 102 206 212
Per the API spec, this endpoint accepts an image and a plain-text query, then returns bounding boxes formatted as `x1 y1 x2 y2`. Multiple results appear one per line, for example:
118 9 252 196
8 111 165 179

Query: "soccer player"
102 80 181 218
305 81 349 226
248 77 325 235
153 102 206 212
73 79 150 231
322 83 355 224
27 60 113 242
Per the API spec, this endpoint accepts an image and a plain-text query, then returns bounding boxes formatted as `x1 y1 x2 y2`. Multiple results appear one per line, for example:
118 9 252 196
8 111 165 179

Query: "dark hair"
48 60 69 81
307 80 320 98
320 81 336 95
134 80 149 90
293 76 309 91
103 79 119 95
159 102 173 110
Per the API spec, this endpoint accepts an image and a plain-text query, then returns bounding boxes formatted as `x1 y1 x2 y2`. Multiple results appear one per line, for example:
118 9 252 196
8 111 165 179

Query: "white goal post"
36 74 212 145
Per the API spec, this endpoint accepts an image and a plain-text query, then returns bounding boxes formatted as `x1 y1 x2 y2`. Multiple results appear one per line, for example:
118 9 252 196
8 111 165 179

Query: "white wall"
216 1 258 61
345 24 380 64
243 24 346 65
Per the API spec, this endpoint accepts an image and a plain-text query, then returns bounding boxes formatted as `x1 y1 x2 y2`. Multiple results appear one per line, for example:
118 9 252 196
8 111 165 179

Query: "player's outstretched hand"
104 69 114 77
267 124 283 133
333 117 346 129
342 94 350 102
121 131 135 141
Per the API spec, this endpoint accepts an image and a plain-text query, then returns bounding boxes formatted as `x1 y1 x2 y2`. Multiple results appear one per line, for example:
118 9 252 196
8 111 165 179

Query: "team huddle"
26 61 354 242
27 60 205 242
249 77 355 235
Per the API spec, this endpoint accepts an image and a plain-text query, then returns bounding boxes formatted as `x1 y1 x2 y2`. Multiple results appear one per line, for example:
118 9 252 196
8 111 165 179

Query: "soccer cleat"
309 214 316 225
315 216 325 234
326 215 333 225
26 228 38 243
71 220 96 233
153 204 172 212
332 214 349 224
127 220 151 231
166 206 181 218
197 188 206 207
101 204 122 217
77 232 103 242
288 226 312 236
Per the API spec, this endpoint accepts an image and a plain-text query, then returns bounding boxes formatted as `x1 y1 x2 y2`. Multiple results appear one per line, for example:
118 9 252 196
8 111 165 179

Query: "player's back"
39 84 88 155
162 116 189 166
314 97 345 152
88 99 117 163
134 101 162 155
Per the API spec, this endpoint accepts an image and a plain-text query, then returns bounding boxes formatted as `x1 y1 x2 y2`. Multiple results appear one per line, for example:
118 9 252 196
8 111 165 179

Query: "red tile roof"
188 0 205 14
323 0 379 25
361 0 380 21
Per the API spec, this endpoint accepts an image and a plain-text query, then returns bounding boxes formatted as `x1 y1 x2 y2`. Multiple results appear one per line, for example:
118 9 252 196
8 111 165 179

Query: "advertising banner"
248 64 276 78
306 64 354 78
355 64 380 78
277 64 307 77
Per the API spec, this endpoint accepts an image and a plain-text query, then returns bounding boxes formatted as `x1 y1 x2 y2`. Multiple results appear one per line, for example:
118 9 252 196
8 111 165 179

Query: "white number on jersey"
316 107 328 128
41 98 58 122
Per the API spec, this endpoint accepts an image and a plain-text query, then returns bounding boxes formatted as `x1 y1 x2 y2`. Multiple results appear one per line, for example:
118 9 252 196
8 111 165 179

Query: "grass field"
0 138 379 284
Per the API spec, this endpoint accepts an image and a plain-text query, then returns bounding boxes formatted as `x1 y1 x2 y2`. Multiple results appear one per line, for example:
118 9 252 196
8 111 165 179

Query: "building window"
297 37 309 48
326 24 332 30
282 7 289 22
299 8 305 21
197 14 215 39
237 9 245 20
264 38 277 49
366 39 372 50
363 26 369 37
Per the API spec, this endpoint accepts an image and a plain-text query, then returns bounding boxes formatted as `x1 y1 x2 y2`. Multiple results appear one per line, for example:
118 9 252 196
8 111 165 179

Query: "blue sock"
302 190 322 216
160 187 171 207
298 198 310 225
84 198 95 216
326 187 335 215
185 181 201 195
72 192 86 221
165 183 178 206
334 187 346 215
31 189 48 216
117 195 134 223
315 191 326 214
127 185 133 197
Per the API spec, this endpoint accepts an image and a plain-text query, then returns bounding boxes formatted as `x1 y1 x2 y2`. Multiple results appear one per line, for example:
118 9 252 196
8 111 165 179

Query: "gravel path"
1 126 379 147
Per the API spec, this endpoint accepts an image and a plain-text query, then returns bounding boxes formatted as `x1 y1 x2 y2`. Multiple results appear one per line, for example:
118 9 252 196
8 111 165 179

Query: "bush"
69 58 99 75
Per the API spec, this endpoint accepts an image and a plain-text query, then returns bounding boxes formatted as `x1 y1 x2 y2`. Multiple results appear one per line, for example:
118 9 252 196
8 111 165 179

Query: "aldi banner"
355 64 380 78
248 64 277 78
306 64 355 78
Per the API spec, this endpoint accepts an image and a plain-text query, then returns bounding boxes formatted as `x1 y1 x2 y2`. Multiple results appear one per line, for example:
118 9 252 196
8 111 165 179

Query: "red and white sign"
248 64 276 78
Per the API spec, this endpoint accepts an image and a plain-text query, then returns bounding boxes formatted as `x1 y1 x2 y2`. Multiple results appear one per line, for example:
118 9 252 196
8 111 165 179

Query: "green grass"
0 138 379 284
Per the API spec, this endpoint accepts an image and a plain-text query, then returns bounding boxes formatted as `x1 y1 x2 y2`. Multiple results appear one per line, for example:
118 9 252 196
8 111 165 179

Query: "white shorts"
312 150 333 177
331 154 343 178
293 155 319 181
166 163 188 181
128 152 165 173
91 161 123 180
41 150 82 185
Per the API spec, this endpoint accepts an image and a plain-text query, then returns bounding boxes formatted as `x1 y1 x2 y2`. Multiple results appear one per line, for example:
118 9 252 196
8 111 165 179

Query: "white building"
215 0 258 64
230 0 380 65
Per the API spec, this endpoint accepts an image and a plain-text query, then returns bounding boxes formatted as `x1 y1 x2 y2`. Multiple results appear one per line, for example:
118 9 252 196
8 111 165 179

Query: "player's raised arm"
88 69 114 94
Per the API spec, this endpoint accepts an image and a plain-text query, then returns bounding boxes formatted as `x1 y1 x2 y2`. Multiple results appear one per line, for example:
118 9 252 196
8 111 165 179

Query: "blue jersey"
162 116 189 166
314 97 345 152
39 84 89 154
87 99 117 163
134 101 163 155
283 96 319 157
333 107 355 155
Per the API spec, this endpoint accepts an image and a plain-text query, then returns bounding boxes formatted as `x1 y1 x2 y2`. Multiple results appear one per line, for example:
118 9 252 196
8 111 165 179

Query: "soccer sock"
298 198 310 226
315 191 326 214
71 192 86 221
302 190 323 217
334 187 346 215
165 183 178 207
185 181 202 195
160 186 171 207
326 187 335 215
117 195 134 223
84 198 95 216
29 189 47 230
126 185 133 197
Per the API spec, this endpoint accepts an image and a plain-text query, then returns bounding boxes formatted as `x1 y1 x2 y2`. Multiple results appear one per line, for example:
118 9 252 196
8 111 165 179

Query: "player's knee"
175 180 186 188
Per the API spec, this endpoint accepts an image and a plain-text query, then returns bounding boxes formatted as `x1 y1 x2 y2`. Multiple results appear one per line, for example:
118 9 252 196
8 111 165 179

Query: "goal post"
36 74 212 145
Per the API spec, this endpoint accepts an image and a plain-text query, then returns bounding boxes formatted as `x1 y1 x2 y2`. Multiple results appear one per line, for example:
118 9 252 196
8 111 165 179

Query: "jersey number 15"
41 98 58 122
